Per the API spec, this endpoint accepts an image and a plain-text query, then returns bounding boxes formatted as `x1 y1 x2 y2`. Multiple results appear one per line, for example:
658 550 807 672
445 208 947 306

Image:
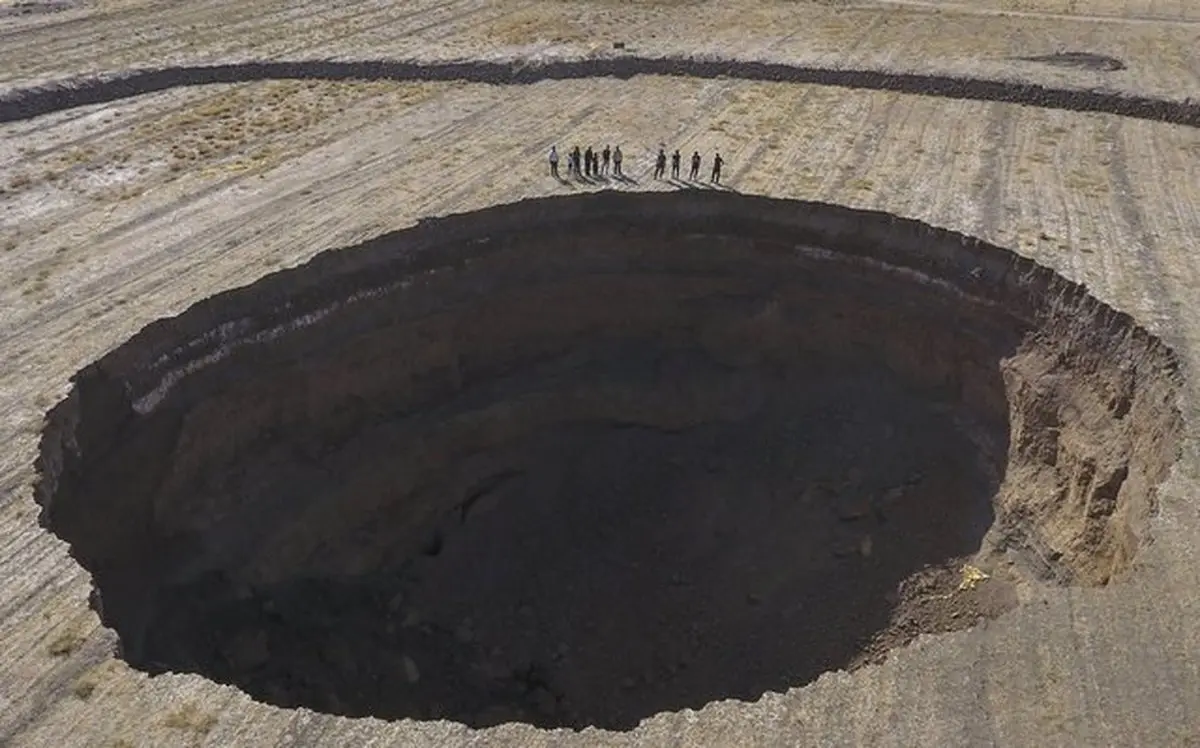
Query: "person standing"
549 145 560 178
689 150 701 181
571 145 582 177
654 147 667 179
711 151 724 183
613 145 623 177
671 149 681 179
602 145 611 175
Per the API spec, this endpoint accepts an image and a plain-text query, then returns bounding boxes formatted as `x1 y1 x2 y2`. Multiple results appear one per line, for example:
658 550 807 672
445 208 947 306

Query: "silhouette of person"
711 151 724 183
549 145 559 178
585 146 594 177
690 150 701 180
571 146 582 178
671 149 681 179
613 145 624 177
602 145 611 175
654 147 667 179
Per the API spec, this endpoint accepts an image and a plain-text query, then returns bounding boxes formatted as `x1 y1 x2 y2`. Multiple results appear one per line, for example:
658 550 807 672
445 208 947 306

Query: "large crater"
34 192 1182 731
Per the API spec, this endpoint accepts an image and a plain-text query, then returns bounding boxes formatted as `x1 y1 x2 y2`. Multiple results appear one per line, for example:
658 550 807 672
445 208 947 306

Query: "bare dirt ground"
1 1 1200 746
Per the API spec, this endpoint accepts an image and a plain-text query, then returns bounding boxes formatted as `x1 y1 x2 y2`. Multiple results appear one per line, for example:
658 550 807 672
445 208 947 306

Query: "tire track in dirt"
819 93 905 200
0 88 525 455
0 0 492 90
0 30 861 357
866 0 1200 26
3 55 1200 129
2 0 542 158
1101 117 1182 348
2 83 407 280
7 27 814 344
5 52 1198 401
717 18 889 187
0 84 533 355
3 52 1199 379
0 3 144 42
0 0 485 146
0 0 384 74
973 101 1018 240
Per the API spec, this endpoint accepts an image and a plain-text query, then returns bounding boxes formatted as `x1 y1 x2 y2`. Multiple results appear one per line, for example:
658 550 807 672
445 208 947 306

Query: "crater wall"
32 192 1182 729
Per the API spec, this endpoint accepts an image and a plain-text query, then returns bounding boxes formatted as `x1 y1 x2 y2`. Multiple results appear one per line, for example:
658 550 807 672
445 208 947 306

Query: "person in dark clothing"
689 150 701 180
654 147 667 179
585 146 594 177
602 145 611 175
549 145 560 178
671 149 681 179
571 146 582 177
711 151 724 183
612 145 623 177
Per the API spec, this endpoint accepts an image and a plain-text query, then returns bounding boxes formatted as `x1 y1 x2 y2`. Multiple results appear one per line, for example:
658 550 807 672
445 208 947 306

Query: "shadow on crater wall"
34 192 1183 730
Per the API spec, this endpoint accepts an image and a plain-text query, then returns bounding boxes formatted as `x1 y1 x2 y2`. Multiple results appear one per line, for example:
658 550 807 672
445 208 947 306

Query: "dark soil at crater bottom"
142 365 1018 730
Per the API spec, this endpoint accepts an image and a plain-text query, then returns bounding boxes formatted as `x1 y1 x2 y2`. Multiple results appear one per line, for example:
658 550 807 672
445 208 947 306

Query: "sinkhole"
34 192 1182 731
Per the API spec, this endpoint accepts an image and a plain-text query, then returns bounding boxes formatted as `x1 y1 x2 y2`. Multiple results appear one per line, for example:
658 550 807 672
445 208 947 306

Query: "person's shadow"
669 177 735 192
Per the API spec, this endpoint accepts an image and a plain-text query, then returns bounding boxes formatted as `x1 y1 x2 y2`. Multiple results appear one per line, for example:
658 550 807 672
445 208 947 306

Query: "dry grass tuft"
46 628 85 657
162 703 218 734
72 672 99 699
71 660 118 700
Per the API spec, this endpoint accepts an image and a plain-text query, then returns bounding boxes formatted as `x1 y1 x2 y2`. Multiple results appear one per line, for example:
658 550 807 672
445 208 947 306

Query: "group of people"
652 147 724 183
549 144 624 179
548 144 725 184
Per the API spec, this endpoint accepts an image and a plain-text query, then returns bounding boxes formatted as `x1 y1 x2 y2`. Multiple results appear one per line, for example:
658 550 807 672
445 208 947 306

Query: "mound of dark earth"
1015 52 1127 72
34 192 1181 731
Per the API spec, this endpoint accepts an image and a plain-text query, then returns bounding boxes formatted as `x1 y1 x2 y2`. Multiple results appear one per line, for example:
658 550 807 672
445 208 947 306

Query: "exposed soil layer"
34 193 1182 730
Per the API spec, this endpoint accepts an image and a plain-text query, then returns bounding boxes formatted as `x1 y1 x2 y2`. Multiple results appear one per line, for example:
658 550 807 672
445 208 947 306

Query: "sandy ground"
1 1 1200 746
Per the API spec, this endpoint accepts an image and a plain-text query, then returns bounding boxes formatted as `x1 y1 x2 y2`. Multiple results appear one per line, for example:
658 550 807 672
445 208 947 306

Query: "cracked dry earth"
3 1 1200 747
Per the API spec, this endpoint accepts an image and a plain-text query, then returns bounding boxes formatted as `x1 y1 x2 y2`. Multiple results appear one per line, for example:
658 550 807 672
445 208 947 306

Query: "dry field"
1 0 1200 746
